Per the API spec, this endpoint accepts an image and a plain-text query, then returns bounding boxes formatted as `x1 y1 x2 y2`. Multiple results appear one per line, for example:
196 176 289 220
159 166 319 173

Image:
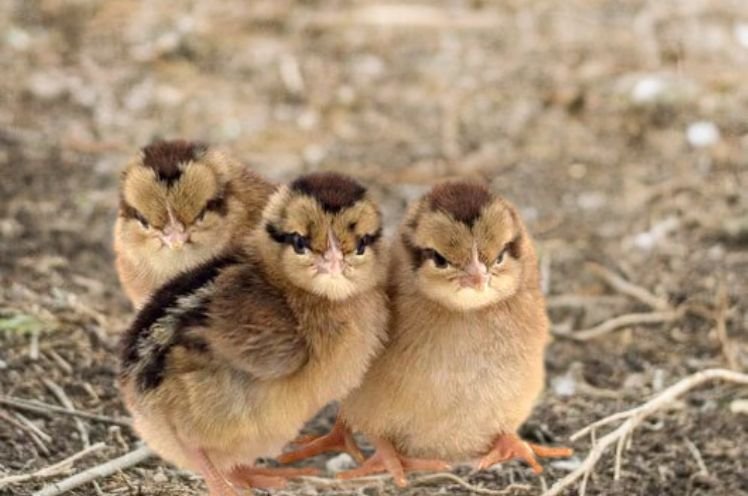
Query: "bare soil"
1 1 747 495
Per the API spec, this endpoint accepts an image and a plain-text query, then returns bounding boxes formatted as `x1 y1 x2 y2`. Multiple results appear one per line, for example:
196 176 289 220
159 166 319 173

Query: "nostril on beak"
461 258 489 290
161 223 189 249
316 231 344 275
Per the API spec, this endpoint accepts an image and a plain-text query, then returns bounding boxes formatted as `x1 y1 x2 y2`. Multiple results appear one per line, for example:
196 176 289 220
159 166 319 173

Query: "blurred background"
1 1 746 495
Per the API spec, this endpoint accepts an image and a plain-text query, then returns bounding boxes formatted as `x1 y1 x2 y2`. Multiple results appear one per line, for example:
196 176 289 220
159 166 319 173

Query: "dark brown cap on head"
427 181 492 227
290 172 367 213
141 139 207 185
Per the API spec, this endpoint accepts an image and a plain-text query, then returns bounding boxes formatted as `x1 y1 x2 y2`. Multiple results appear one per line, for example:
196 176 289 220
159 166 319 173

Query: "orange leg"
228 465 319 489
277 416 365 464
478 433 573 474
337 437 450 488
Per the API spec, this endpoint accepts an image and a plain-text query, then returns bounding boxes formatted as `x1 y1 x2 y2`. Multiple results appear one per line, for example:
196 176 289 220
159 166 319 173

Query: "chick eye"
134 211 149 229
495 248 507 265
425 249 448 269
291 233 310 255
356 235 371 256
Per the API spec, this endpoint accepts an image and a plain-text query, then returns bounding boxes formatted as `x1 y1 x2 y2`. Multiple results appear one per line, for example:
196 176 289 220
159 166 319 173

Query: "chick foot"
189 448 241 496
228 465 319 489
477 433 573 474
278 416 365 464
337 437 450 488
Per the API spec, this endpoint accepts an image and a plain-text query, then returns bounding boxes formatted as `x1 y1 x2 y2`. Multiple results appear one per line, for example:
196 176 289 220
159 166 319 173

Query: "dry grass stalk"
42 379 90 448
557 309 685 341
586 262 671 310
0 396 132 428
0 442 106 489
713 282 737 370
543 368 748 496
32 445 152 496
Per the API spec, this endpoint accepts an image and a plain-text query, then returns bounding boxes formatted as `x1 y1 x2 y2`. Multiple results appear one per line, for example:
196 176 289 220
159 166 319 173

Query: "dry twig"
0 409 50 455
586 262 670 310
543 368 748 496
546 294 628 309
713 283 737 370
42 379 90 448
32 445 153 496
0 442 106 489
295 5 502 30
556 309 685 341
0 396 132 427
296 472 531 495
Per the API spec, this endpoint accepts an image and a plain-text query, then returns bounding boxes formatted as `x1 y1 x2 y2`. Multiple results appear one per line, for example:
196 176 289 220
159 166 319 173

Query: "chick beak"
160 222 189 249
459 246 489 291
316 231 344 276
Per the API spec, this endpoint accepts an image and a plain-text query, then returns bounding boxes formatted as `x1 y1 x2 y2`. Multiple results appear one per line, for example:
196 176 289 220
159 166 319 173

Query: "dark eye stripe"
267 224 382 254
205 196 227 215
120 200 149 226
355 228 382 255
401 234 448 270
265 224 310 252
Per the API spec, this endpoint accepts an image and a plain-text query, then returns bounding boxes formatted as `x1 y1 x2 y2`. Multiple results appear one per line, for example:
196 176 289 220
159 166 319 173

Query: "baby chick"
281 180 571 486
114 139 274 307
119 172 388 495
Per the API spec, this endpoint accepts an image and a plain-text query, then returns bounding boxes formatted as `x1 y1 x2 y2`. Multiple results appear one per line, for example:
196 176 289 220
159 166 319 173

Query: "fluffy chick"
118 172 389 495
114 139 274 307
281 180 571 486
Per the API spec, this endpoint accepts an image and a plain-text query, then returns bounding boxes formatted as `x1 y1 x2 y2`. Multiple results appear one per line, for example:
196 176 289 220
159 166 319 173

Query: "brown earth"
1 1 747 495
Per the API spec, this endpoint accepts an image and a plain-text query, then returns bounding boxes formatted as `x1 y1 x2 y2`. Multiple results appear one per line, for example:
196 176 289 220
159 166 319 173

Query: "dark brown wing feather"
206 262 309 380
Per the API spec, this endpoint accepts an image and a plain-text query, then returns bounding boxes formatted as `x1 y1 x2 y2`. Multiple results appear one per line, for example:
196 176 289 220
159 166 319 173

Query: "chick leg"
188 448 241 496
277 415 365 464
228 465 319 489
337 437 450 488
477 433 573 474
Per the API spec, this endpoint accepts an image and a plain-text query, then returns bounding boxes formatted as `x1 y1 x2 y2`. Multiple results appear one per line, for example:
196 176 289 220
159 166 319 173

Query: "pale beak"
160 222 189 249
316 231 344 276
459 245 489 291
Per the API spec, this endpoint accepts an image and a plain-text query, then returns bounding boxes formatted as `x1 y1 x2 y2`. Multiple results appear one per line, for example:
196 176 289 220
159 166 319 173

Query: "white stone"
687 121 720 148
577 191 606 210
551 456 582 472
632 76 666 104
6 27 31 51
152 471 168 483
730 399 748 415
325 453 356 473
551 374 576 397
734 23 748 48
28 72 67 100
632 217 680 251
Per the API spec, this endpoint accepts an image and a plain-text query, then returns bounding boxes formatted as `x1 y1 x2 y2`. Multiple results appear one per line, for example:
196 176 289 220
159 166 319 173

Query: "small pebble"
631 76 665 104
686 121 720 148
6 27 31 51
550 456 582 472
577 191 606 210
734 23 748 49
325 453 356 473
152 471 168 483
551 374 576 397
730 399 748 415
568 163 587 179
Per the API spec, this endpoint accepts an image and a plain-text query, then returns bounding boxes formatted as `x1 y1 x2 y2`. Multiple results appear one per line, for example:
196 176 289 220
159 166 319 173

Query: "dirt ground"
1 1 747 495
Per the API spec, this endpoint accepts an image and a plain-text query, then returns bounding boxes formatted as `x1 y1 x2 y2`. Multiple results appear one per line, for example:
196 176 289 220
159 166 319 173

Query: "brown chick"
281 180 571 486
118 172 389 496
114 139 275 308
